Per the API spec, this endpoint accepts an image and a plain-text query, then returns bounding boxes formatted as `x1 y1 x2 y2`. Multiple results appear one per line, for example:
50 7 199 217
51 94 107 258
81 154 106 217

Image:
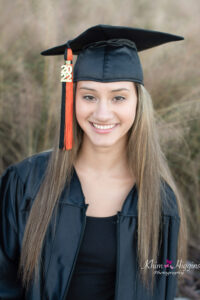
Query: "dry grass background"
0 0 200 297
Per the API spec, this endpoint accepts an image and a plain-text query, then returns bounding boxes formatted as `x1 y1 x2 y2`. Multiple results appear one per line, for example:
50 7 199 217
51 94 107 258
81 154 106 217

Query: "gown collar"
59 165 138 216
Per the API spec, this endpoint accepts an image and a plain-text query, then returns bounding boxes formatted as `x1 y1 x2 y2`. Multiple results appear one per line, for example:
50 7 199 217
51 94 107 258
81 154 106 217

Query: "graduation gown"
0 150 180 300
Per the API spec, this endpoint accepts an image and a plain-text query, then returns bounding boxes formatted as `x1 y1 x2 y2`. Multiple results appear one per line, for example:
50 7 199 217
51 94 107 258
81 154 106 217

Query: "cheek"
75 97 92 123
120 102 137 125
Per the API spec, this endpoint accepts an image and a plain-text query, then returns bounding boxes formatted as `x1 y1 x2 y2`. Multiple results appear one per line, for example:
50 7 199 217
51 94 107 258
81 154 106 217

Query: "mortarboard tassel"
59 47 73 150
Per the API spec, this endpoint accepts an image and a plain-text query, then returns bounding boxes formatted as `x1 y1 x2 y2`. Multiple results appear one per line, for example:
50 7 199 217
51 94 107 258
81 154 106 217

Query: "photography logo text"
141 259 200 276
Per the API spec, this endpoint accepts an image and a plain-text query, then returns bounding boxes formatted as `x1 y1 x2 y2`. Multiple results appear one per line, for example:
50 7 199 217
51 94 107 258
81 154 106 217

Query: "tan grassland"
0 0 199 297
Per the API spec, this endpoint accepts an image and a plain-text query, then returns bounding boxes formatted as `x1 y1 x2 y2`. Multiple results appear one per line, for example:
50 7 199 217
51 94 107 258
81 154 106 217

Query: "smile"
89 121 119 133
92 123 116 129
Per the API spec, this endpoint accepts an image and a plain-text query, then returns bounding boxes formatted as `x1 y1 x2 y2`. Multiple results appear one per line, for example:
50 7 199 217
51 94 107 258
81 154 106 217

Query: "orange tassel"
63 48 73 150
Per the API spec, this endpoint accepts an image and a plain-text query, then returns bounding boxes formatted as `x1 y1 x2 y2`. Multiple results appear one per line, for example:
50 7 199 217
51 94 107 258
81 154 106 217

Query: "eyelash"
113 96 126 102
83 95 126 102
83 95 95 101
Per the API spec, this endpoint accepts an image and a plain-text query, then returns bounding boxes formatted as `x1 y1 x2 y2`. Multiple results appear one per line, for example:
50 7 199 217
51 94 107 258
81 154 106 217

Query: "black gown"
0 151 180 299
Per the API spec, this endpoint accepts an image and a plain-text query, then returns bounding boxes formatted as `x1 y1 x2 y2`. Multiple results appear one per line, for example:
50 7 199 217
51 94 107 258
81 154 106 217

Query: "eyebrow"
79 87 130 92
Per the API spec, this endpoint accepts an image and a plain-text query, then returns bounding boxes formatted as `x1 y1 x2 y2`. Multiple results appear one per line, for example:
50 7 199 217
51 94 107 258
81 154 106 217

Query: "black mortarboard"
41 24 184 150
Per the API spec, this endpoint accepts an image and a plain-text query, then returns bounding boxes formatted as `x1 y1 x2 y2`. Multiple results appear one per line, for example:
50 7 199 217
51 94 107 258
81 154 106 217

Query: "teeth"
92 123 116 129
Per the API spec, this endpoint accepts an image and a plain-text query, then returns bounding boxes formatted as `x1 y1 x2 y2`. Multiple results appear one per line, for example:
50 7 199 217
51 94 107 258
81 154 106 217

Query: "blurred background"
0 0 199 298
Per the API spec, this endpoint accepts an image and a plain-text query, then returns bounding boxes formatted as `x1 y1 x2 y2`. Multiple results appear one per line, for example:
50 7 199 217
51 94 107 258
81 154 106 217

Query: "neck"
75 134 130 176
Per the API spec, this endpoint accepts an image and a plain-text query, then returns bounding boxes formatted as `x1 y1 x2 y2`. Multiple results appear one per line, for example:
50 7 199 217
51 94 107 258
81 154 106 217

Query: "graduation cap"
41 24 184 151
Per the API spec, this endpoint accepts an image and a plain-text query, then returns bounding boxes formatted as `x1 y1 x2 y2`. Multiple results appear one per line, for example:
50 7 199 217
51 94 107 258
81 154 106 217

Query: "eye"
83 95 96 101
113 96 126 102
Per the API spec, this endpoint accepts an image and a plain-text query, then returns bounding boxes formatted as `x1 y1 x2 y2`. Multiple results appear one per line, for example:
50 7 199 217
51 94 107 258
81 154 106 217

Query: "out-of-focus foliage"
0 0 199 297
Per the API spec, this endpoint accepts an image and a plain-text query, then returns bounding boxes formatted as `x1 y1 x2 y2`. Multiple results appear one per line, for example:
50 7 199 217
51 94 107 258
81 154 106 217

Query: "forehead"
76 81 135 91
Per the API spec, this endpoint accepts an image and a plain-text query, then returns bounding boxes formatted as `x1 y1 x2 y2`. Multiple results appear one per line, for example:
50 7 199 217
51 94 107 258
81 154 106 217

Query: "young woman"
0 25 187 300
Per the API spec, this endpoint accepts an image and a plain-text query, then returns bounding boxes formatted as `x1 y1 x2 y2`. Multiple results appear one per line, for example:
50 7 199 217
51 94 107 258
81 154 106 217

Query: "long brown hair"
18 83 187 291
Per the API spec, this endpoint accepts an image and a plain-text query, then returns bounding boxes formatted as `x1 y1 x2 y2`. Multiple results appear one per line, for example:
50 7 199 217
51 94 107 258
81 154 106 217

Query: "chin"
88 136 121 148
90 140 114 148
82 129 127 148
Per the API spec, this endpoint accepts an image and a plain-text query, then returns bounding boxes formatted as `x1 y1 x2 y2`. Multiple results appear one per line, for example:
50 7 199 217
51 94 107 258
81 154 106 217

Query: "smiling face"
75 81 138 149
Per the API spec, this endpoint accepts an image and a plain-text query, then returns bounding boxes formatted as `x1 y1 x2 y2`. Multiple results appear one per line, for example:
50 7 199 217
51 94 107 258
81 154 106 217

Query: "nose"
92 99 114 122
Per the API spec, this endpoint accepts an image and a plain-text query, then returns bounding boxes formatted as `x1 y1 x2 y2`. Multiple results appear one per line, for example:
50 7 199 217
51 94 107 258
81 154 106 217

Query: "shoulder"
160 179 180 219
12 149 52 183
1 149 52 201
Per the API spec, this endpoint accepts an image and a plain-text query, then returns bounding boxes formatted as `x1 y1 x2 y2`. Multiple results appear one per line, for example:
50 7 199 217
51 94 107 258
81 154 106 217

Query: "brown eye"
113 96 126 102
83 95 95 101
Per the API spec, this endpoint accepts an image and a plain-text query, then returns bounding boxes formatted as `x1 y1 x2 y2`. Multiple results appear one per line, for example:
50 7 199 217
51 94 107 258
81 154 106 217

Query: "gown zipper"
114 212 120 300
62 202 89 300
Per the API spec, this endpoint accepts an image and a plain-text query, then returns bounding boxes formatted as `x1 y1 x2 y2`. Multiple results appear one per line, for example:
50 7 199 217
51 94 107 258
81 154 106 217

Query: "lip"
89 121 119 134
